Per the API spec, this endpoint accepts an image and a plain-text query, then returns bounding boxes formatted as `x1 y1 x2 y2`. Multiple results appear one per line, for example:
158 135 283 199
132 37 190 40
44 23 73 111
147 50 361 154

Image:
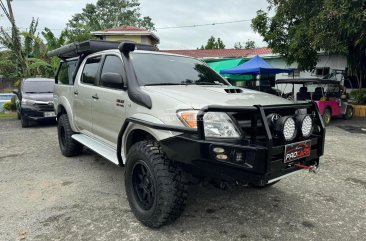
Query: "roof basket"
47 40 157 59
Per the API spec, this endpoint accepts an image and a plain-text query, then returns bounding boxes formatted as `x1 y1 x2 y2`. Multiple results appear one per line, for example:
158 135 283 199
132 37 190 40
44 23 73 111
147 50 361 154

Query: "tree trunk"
5 0 27 77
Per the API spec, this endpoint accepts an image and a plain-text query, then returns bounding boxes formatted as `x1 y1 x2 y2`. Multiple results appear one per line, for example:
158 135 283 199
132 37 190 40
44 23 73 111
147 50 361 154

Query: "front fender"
123 113 179 145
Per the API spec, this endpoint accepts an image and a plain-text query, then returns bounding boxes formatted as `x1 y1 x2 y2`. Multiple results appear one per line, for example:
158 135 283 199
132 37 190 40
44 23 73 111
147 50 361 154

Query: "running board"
72 134 119 165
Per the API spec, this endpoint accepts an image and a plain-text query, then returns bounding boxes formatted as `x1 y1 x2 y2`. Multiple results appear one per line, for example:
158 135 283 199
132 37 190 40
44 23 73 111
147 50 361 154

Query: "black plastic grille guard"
116 102 325 166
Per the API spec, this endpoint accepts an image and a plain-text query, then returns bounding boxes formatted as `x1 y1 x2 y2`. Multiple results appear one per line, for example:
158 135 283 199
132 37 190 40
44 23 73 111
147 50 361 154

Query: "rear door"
91 54 127 145
73 55 102 134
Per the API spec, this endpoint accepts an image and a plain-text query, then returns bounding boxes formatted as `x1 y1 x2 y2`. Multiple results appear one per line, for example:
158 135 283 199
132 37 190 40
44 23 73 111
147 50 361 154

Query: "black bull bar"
116 102 325 174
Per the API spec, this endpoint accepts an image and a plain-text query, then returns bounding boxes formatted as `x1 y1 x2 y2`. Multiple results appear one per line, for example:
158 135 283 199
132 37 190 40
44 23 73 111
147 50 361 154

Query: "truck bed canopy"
47 40 156 59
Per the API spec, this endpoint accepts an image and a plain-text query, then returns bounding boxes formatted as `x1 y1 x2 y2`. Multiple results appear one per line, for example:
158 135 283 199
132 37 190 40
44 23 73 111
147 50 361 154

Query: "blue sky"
0 0 269 49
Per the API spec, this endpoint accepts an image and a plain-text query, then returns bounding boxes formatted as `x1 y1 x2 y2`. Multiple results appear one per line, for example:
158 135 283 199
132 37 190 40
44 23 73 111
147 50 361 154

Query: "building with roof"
91 26 160 46
162 48 347 83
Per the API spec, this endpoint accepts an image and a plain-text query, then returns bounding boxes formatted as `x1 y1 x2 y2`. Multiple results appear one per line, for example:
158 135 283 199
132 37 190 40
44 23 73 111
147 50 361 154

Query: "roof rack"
47 40 157 59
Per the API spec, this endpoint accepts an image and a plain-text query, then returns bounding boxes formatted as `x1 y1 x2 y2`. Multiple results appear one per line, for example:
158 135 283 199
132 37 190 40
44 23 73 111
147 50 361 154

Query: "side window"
58 60 77 85
81 56 102 85
100 55 125 89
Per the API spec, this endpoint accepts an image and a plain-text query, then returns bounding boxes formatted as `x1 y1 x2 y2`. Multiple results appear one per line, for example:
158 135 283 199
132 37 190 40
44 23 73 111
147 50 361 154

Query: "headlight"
177 111 241 138
21 98 36 106
275 116 297 141
298 115 313 138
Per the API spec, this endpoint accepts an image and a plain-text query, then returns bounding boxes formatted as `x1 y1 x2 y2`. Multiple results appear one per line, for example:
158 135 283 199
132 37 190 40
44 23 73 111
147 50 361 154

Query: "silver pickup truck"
49 40 325 228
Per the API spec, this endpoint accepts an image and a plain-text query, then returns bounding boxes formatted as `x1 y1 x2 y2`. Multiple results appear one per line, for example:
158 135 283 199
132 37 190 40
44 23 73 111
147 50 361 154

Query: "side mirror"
12 89 19 96
101 73 124 89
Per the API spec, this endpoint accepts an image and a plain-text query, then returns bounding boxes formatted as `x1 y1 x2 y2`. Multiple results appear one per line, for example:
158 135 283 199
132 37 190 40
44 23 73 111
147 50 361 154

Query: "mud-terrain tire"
125 141 188 228
57 114 83 157
322 108 332 126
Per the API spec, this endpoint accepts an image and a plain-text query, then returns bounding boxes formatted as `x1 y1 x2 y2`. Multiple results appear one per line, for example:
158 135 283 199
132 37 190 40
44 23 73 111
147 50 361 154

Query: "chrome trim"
267 169 303 184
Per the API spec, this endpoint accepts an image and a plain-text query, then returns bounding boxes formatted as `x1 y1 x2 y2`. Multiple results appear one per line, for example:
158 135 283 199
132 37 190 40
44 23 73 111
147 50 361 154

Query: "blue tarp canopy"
220 55 293 75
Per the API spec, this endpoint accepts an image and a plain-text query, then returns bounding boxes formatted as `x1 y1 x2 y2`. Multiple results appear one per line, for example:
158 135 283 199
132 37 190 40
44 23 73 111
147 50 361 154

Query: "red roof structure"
100 26 147 32
161 47 273 59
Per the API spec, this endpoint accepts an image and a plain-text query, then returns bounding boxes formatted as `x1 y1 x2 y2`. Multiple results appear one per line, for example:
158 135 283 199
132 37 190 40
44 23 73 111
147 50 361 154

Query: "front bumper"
118 102 325 185
21 105 56 121
160 134 321 185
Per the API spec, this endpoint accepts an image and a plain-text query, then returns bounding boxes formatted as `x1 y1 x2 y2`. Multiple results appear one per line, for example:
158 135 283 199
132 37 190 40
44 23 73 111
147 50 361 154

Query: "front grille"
34 103 54 112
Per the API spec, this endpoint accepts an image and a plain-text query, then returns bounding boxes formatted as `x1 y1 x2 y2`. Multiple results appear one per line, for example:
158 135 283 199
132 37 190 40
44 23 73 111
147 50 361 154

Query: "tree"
199 36 226 50
234 40 256 49
244 40 256 49
0 0 26 76
66 0 155 41
234 42 243 49
252 0 366 88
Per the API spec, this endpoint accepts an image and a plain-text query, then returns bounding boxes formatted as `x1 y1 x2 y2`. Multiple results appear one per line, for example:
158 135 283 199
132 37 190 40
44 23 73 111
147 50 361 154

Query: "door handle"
74 90 79 96
92 94 99 100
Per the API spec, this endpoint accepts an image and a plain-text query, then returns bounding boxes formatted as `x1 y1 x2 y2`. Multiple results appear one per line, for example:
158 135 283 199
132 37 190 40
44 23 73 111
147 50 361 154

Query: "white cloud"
0 0 269 49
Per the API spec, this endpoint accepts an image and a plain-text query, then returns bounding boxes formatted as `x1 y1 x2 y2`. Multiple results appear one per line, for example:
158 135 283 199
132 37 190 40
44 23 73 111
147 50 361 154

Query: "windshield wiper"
144 83 184 86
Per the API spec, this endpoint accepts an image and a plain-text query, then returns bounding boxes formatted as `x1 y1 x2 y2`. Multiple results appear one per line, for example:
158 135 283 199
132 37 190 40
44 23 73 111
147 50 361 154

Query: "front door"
92 54 127 145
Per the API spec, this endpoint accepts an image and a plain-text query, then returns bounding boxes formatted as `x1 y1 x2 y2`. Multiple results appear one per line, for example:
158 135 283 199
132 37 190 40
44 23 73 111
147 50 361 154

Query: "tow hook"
293 163 318 173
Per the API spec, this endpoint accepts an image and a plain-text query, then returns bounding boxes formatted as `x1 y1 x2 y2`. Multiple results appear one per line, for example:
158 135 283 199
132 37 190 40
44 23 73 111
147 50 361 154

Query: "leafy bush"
2 101 16 111
350 89 366 105
14 80 20 88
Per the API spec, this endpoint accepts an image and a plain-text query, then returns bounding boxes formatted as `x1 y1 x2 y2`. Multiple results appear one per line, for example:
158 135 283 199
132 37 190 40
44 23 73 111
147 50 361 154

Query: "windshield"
23 81 54 93
130 53 229 86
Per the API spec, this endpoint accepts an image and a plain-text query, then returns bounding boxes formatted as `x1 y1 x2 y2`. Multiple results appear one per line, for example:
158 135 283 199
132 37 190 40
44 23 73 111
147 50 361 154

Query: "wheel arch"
55 96 78 132
125 128 156 155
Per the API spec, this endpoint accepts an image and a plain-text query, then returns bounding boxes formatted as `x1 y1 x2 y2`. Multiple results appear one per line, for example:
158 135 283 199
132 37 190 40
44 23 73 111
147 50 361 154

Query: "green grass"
0 112 17 120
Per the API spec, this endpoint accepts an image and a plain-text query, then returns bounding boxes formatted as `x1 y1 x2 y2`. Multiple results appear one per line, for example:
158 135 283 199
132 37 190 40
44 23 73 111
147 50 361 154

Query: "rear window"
23 81 54 93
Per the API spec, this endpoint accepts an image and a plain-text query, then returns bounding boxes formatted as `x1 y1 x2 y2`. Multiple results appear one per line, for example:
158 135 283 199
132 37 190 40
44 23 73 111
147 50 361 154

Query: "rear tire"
57 114 83 157
125 141 188 228
343 105 353 120
21 115 30 128
322 108 332 126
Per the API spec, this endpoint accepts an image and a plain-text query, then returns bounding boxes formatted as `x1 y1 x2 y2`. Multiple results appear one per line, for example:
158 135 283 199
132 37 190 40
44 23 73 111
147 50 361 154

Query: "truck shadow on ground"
79 149 314 234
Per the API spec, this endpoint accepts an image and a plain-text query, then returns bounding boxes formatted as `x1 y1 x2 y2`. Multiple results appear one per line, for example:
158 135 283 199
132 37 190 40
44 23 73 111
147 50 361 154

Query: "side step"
72 134 119 165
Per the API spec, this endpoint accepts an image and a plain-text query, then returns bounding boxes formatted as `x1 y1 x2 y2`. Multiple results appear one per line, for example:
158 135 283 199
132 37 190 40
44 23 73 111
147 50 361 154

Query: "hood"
22 92 54 102
143 85 292 109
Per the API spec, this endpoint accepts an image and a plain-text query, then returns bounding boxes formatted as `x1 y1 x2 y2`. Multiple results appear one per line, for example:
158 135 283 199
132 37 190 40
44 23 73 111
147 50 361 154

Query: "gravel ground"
0 118 365 241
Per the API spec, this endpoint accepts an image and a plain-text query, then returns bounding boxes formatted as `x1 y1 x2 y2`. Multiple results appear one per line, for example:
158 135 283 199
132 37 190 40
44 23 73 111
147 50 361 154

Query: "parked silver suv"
49 40 325 228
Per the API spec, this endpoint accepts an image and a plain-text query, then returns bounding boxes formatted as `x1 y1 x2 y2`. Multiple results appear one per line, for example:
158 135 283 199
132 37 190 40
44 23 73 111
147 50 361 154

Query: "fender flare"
56 96 78 132
117 114 181 165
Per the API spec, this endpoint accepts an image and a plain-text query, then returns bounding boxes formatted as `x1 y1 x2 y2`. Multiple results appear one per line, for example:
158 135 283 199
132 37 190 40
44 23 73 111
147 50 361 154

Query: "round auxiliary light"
275 116 297 142
300 115 313 138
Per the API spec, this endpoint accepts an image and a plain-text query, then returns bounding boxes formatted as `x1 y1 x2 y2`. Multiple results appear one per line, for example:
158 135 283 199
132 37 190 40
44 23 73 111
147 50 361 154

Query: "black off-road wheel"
322 108 332 126
125 141 188 228
57 114 83 157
